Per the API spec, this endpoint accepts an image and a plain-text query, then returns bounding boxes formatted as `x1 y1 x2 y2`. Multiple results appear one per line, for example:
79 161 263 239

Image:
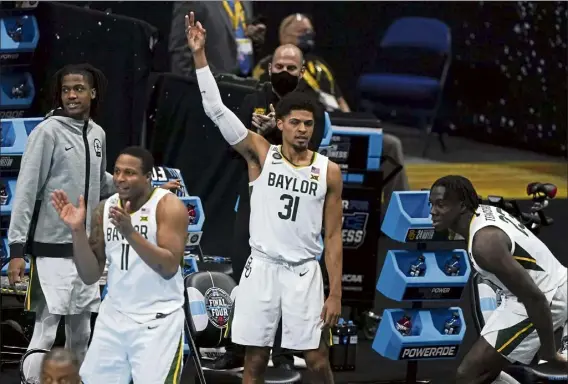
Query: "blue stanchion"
374 190 469 382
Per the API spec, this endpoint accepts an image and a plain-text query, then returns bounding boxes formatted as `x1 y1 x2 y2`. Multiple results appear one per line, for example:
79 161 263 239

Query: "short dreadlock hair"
431 175 480 213
51 63 108 119
41 347 80 371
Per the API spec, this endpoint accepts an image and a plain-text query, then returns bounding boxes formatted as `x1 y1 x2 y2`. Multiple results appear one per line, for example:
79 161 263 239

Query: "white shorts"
80 300 185 384
482 279 568 364
27 257 100 315
231 253 324 350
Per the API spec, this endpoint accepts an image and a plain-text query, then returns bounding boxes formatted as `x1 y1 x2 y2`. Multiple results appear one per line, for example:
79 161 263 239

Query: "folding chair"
357 17 452 156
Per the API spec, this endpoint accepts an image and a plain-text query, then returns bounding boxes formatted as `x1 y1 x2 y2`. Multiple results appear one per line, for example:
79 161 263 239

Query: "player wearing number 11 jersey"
51 146 189 384
188 10 343 382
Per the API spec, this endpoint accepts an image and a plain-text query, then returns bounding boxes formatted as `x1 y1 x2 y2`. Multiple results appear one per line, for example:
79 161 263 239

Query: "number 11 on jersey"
121 244 130 270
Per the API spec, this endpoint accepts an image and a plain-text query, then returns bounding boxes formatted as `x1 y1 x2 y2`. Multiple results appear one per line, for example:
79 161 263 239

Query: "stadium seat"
357 17 451 156
182 271 302 383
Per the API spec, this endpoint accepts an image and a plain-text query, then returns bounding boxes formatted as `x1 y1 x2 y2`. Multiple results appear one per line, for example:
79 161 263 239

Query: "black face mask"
297 31 315 54
270 71 300 96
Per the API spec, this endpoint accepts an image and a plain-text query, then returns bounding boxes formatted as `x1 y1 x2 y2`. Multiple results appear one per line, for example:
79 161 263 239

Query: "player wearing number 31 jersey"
51 146 189 384
188 10 343 383
249 144 329 263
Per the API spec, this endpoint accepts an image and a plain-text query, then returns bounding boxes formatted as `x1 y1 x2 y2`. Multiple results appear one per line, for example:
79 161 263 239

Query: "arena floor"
2 131 566 383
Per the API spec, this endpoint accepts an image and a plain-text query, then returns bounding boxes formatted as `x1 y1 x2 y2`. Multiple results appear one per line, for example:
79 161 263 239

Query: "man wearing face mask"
210 44 326 372
253 14 409 219
242 44 325 147
253 13 351 113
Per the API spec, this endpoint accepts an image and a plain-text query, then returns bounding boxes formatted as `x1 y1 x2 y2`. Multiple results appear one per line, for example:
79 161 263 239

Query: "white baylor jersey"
103 188 184 321
249 145 329 264
468 204 567 297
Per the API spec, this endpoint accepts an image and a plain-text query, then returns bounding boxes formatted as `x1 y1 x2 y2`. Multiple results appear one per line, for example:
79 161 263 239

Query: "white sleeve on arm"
195 66 249 146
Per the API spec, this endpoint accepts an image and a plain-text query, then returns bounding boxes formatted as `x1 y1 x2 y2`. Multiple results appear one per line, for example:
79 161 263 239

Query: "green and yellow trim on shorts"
25 256 44 312
164 332 184 383
494 318 535 357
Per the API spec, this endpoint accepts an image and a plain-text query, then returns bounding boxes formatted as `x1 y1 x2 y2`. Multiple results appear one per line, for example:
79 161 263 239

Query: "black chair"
195 261 233 278
470 272 567 383
182 271 302 383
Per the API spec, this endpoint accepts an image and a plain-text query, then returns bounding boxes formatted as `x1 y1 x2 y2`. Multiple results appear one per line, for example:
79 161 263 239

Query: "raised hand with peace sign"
185 11 207 54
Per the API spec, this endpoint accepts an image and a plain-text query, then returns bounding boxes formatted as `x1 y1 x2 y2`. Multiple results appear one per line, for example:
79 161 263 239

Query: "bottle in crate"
444 312 461 335
329 318 347 371
0 182 7 205
408 255 426 277
443 253 461 276
345 320 357 370
395 314 412 336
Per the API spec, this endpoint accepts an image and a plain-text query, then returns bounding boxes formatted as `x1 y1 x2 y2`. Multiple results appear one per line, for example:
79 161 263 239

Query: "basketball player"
7 64 112 381
51 146 188 383
40 348 81 384
429 175 567 384
186 12 343 383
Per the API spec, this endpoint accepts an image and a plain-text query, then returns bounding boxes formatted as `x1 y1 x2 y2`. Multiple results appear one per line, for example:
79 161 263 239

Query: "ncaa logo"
204 287 232 329
272 152 282 160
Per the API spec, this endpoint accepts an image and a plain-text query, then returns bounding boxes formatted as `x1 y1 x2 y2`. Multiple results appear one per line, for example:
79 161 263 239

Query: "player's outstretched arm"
472 227 557 360
323 162 344 300
186 11 270 170
73 201 107 286
126 194 189 279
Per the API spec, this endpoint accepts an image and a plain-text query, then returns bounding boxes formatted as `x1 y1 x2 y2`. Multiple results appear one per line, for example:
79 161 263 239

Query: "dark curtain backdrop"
72 1 567 157
29 1 157 169
145 74 258 257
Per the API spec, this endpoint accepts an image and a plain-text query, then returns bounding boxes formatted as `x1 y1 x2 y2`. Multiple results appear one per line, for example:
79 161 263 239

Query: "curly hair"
50 63 108 119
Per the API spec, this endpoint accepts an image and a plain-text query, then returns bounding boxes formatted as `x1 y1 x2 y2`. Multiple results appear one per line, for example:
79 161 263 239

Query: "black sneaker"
276 363 294 371
205 349 244 372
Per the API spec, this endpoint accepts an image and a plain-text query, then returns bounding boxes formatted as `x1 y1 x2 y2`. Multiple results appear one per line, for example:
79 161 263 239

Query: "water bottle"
444 253 461 276
345 320 357 371
187 204 197 225
444 312 461 335
0 183 7 205
329 318 347 371
408 255 426 277
395 314 412 336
